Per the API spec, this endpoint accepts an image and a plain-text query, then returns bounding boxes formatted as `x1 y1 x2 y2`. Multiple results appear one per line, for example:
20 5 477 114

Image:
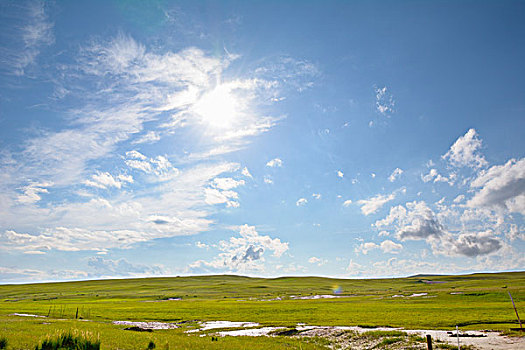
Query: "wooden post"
456 325 460 350
508 291 523 329
75 307 79 319
426 334 432 350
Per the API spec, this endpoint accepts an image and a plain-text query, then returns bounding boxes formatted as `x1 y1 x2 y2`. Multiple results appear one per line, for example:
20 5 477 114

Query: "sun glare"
194 84 240 128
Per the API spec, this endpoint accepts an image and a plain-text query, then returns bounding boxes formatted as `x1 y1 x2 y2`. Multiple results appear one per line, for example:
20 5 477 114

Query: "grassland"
0 272 523 349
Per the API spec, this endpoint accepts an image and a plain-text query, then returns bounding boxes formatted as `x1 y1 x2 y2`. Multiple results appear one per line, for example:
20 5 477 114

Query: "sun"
194 84 240 128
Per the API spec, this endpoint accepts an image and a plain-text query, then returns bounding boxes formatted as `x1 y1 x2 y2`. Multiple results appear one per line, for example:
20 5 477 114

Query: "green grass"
0 271 523 349
34 331 100 350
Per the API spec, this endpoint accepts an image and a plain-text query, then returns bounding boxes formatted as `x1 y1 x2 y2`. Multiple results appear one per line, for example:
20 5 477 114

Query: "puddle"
391 293 428 298
113 321 178 330
291 295 349 300
186 321 259 333
218 327 286 337
10 313 46 318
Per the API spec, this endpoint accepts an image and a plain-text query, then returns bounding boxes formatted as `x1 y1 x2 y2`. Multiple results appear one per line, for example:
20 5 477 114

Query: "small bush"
147 340 156 349
0 336 8 350
34 331 100 350
378 336 402 346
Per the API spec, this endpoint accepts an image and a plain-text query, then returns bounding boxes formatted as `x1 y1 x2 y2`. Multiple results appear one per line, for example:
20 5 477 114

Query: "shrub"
0 336 8 350
147 340 156 349
34 331 100 350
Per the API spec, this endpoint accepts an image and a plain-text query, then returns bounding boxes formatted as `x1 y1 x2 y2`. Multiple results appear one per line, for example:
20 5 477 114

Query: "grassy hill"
0 272 523 349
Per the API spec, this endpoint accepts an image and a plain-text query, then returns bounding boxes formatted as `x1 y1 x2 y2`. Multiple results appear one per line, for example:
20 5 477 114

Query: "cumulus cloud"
442 128 487 169
308 256 327 266
337 170 344 178
188 225 288 273
375 201 444 241
296 198 308 206
312 193 321 200
355 242 379 255
380 240 403 254
421 168 453 185
355 240 403 255
343 199 352 207
389 168 403 182
468 158 525 215
440 232 502 257
266 158 283 167
358 192 396 215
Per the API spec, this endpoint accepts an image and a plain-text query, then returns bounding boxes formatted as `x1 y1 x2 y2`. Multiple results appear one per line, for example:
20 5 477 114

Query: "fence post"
456 325 460 350
426 334 432 350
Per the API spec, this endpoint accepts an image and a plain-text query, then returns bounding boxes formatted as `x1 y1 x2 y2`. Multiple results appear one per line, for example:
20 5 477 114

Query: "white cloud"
266 158 283 167
468 158 525 215
83 172 133 189
375 86 395 117
375 201 444 241
0 0 54 76
188 225 288 273
357 192 396 215
371 173 376 178
453 195 465 204
312 193 321 200
389 168 403 182
438 231 502 257
296 198 308 206
241 167 253 178
308 256 327 266
211 177 245 191
205 188 240 208
88 256 163 277
442 128 487 169
355 240 402 255
378 230 389 237
421 168 453 185
132 131 161 144
380 240 403 254
124 152 179 181
355 242 379 255
346 259 364 276
337 170 344 178
195 241 209 249
17 181 52 204
264 176 273 184
343 199 352 207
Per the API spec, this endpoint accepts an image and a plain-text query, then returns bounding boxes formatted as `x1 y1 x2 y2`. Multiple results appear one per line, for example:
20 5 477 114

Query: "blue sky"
1 0 524 282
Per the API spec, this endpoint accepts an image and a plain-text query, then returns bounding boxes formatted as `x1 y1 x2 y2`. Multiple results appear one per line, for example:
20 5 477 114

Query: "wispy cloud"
0 0 54 76
375 86 395 117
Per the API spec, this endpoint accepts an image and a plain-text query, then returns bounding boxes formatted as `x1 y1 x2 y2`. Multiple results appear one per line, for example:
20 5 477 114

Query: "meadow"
0 272 523 349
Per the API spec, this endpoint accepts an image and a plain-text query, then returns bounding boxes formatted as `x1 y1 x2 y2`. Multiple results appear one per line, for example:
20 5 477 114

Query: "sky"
0 0 524 283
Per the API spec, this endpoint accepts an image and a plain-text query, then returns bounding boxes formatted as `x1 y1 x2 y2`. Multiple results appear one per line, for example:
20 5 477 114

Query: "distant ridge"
408 274 446 278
